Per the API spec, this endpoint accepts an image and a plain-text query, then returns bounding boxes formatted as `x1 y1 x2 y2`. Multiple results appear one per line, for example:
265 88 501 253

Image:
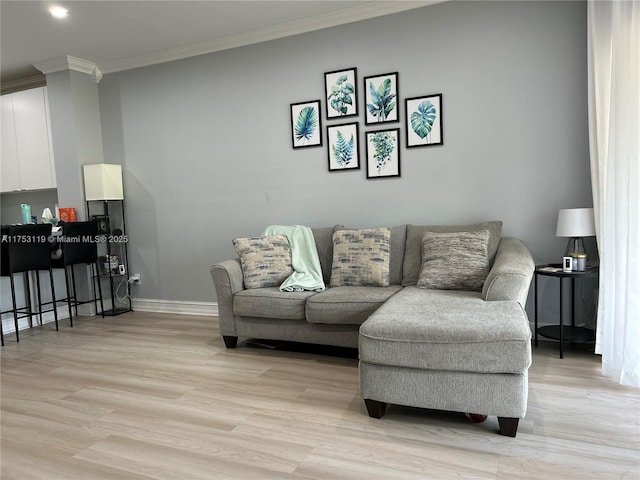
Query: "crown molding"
100 1 441 75
33 55 103 83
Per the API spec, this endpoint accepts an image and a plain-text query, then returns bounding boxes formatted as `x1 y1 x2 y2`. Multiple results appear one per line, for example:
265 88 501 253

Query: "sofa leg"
364 399 387 419
498 417 519 437
222 336 238 348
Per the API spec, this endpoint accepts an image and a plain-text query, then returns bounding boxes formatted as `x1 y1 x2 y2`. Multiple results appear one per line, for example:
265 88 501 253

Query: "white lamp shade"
556 208 596 237
83 164 124 200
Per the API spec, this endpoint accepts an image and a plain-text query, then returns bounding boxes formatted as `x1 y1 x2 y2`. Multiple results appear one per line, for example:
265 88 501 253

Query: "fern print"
332 131 355 166
328 122 359 171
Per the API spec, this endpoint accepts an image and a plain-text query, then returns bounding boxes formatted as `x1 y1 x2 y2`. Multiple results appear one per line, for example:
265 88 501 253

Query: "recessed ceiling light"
48 5 68 19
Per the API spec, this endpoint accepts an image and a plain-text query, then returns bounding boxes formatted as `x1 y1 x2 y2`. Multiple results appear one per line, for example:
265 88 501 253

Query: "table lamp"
556 207 596 257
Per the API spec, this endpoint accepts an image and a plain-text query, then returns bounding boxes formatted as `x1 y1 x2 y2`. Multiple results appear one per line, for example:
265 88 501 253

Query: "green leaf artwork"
370 131 396 173
332 131 355 166
328 75 355 115
410 101 437 139
294 106 318 143
367 78 396 122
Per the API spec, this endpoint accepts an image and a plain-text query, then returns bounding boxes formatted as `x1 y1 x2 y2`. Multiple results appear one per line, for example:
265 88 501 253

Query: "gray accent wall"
98 1 591 311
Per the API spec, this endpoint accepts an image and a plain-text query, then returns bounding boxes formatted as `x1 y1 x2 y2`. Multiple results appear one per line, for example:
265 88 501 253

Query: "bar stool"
54 221 104 326
4 224 59 343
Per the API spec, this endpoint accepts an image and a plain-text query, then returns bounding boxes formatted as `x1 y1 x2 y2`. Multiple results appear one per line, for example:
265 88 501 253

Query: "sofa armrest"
210 259 245 336
482 238 534 308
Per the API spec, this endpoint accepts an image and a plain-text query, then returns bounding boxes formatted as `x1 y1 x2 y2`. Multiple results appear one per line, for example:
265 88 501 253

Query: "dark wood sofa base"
497 416 520 437
222 336 238 348
364 399 387 419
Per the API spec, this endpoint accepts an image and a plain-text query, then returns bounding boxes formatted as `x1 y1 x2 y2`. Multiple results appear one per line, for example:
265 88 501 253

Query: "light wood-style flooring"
1 312 639 479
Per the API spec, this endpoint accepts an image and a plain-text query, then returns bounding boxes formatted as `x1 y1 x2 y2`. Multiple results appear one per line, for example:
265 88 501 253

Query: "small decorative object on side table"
534 264 599 358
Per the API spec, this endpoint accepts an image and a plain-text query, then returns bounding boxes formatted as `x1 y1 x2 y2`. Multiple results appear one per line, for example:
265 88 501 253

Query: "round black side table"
533 264 599 358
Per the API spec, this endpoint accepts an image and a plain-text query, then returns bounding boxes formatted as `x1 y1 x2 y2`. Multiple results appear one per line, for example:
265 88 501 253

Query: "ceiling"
1 1 437 87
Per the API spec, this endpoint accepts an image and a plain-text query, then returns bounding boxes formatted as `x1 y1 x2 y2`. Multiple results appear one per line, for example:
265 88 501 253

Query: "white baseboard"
1 298 217 336
132 298 218 316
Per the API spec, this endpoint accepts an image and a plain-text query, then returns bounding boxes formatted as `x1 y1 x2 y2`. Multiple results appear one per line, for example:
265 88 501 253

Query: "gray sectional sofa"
210 222 535 436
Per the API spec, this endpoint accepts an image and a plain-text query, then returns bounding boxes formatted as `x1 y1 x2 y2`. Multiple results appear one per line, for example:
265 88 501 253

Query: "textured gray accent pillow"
417 230 490 291
232 235 294 289
330 228 391 287
335 225 406 285
402 221 502 286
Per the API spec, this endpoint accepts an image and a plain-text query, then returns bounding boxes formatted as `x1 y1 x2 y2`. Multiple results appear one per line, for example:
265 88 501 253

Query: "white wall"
98 1 591 317
47 69 105 216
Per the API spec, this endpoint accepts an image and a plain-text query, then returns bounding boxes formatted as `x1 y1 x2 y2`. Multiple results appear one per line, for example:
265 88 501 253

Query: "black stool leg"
71 266 79 318
91 263 105 317
25 273 33 328
87 262 99 315
49 267 59 331
9 273 20 342
64 265 74 327
71 265 79 325
35 270 44 326
96 264 104 317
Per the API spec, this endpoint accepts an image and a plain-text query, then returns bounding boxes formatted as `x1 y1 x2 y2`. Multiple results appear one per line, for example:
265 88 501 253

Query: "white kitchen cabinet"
0 87 56 193
1 94 21 192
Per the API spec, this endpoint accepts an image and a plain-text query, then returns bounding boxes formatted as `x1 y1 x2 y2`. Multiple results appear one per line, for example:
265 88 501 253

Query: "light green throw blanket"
262 225 325 292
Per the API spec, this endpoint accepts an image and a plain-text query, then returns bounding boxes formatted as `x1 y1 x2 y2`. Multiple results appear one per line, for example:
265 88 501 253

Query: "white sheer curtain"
588 0 640 388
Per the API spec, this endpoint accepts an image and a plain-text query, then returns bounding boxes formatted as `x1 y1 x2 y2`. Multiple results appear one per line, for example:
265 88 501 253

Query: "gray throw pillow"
402 221 502 286
334 225 407 285
417 230 490 291
232 235 293 289
330 228 391 287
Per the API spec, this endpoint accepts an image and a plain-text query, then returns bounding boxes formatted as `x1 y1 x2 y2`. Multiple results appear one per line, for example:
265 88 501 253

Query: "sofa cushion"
234 287 318 320
306 285 402 325
359 287 531 374
417 230 490 291
336 225 406 285
402 221 502 286
232 235 293 289
330 228 391 287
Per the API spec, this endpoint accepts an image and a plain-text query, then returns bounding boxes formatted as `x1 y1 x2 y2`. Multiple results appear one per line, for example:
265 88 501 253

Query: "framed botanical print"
290 100 322 148
405 94 443 148
365 128 400 179
324 68 358 119
327 122 360 172
364 72 399 125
